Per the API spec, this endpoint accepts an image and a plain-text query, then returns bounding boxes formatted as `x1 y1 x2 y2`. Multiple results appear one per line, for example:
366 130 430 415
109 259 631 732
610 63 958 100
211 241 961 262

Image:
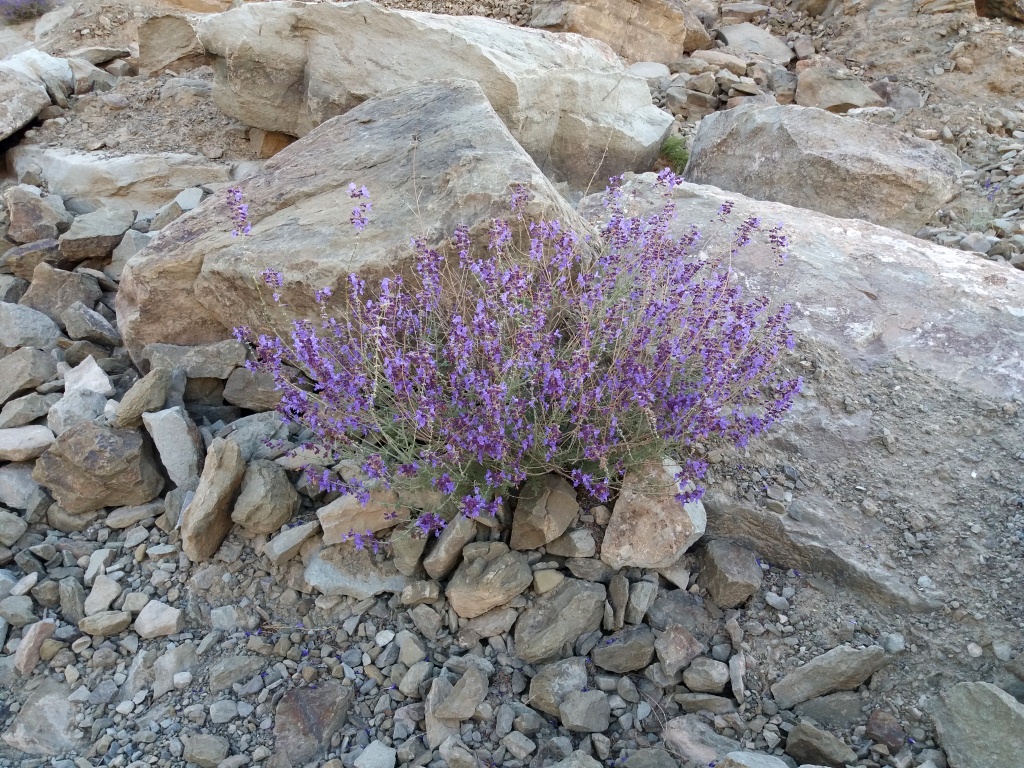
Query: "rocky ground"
1 1 1023 768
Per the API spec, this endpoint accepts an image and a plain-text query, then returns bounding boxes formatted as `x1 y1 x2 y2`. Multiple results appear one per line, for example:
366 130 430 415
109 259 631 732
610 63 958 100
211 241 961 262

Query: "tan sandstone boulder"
195 0 670 187
117 80 591 358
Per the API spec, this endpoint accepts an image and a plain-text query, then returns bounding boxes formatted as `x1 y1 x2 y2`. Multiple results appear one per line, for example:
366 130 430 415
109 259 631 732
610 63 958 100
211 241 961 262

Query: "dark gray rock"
514 578 606 663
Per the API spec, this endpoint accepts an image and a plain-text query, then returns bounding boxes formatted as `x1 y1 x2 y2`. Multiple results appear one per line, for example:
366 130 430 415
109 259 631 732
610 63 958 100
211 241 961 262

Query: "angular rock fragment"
771 645 887 710
180 437 246 561
601 457 706 570
445 543 533 619
514 578 606 662
784 722 857 767
529 657 588 716
698 539 763 608
33 422 164 514
927 682 1024 768
18 263 102 328
57 207 134 264
591 625 656 673
0 348 57 407
143 406 206 491
0 301 60 350
511 474 579 550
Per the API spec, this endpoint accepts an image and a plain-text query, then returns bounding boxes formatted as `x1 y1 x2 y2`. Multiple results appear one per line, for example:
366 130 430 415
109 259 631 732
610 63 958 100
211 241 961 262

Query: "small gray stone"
263 520 319 566
47 389 107 436
529 657 588 716
0 509 28 547
0 393 60 429
502 730 536 759
209 699 238 724
18 263 101 329
57 207 134 263
355 740 397 768
183 733 229 768
78 610 131 636
231 459 300 534
592 624 656 673
514 577 606 663
446 544 533 619
434 665 488 720
423 512 477 580
133 600 183 638
559 689 611 732
683 657 730 693
0 594 35 626
143 406 206 492
625 580 658 624
0 425 54 461
113 367 171 428
655 624 705 676
784 722 857 767
771 645 887 710
0 348 57 407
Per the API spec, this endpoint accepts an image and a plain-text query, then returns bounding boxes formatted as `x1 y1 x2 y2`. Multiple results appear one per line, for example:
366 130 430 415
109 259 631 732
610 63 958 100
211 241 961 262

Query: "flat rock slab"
1 679 83 755
580 177 1024 608
662 714 742 766
771 644 887 710
7 146 232 215
305 544 408 600
927 682 1024 768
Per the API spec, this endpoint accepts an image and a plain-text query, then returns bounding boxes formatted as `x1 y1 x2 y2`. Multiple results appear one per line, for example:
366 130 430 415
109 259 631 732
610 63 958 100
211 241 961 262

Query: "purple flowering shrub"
0 0 54 21
235 172 801 547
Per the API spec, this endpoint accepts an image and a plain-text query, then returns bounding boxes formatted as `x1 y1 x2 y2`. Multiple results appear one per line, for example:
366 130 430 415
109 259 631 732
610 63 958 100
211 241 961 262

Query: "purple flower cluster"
237 175 801 527
349 183 372 233
227 187 251 237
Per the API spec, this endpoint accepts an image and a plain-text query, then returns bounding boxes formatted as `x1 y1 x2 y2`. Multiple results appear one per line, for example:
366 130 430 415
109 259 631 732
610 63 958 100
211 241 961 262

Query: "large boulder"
683 102 960 234
0 69 50 143
528 0 712 64
117 80 590 358
580 176 1024 608
0 50 73 143
195 0 670 186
